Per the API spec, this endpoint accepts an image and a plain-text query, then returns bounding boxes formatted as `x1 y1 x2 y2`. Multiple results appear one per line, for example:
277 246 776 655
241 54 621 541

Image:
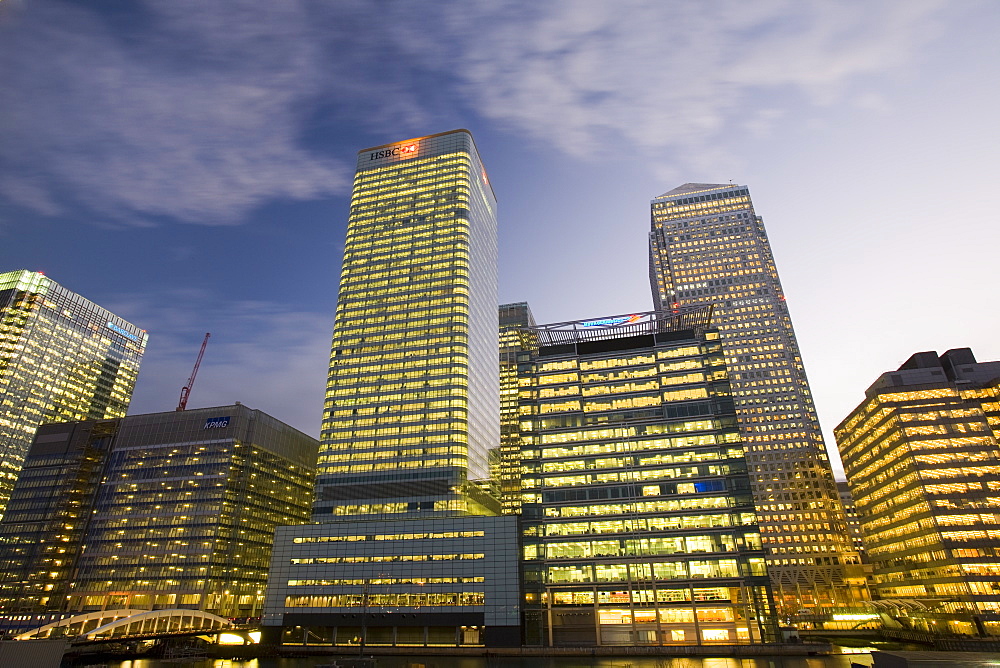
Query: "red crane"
176 332 210 411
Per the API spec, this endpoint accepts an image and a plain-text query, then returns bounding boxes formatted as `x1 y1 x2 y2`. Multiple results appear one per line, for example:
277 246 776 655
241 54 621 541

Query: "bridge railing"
14 608 234 641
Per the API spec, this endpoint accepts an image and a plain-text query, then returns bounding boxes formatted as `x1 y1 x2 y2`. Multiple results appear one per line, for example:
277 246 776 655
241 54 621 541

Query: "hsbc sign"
370 144 417 160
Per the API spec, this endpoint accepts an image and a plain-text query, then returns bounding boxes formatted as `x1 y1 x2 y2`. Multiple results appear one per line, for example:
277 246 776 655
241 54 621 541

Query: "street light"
251 589 262 621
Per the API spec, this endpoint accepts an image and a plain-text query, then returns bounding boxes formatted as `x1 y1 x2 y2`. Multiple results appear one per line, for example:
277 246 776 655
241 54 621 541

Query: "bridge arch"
14 608 233 641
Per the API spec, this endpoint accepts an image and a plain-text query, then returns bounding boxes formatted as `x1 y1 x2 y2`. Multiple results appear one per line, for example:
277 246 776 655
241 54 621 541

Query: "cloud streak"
0 0 954 224
0 1 347 225
395 0 948 162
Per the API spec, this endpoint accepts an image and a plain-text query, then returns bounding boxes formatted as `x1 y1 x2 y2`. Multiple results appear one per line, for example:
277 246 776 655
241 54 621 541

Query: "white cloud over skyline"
0 1 347 225
0 0 958 225
382 0 951 165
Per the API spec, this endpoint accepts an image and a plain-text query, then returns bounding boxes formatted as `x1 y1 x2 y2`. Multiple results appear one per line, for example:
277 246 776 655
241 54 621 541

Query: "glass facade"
0 270 145 514
0 420 114 614
0 405 318 619
262 131 519 649
315 129 499 521
648 184 865 614
517 309 777 646
497 302 535 514
837 481 869 563
836 349 1000 636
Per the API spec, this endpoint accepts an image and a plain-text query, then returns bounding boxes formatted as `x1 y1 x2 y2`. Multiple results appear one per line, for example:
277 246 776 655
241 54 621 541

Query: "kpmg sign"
203 416 231 429
370 144 417 160
581 314 642 328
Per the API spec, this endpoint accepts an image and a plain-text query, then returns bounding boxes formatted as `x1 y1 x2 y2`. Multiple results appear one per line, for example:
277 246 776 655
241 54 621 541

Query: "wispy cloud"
106 288 331 436
0 1 348 225
0 0 953 224
391 0 947 163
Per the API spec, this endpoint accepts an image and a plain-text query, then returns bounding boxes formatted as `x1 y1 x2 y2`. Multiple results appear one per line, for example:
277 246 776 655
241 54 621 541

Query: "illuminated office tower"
836 349 1000 636
261 133 515 649
0 404 317 622
0 270 144 513
649 185 863 614
519 308 776 647
497 302 535 514
314 130 499 520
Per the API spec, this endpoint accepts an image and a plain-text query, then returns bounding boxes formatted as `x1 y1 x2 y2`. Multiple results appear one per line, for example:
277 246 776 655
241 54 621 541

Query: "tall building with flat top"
836 349 1000 636
262 131 520 649
0 270 145 513
315 129 499 521
648 184 864 614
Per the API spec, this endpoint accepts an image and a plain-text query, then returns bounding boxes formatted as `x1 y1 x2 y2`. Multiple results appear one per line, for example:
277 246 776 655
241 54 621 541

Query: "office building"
263 131 519 649
648 184 864 614
0 404 318 620
518 307 777 646
497 302 535 513
315 129 499 521
263 516 520 647
0 269 145 513
836 348 1000 636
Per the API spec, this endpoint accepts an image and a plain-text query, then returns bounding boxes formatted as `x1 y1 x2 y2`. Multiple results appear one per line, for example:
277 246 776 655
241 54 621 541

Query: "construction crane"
176 332 210 411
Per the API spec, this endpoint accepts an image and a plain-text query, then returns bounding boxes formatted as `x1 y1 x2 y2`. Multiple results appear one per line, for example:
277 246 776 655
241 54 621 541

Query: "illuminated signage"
369 144 417 160
106 322 139 342
581 314 641 328
203 416 230 429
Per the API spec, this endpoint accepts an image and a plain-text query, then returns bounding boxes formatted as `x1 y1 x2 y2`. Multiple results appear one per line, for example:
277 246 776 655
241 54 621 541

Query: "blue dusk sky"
2 1 998 476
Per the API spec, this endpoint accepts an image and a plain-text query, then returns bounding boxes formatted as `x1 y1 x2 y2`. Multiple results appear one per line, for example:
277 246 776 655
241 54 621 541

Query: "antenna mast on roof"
176 332 210 411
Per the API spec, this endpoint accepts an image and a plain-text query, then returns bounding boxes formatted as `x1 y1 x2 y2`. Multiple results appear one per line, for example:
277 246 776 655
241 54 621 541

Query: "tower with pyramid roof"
649 183 869 616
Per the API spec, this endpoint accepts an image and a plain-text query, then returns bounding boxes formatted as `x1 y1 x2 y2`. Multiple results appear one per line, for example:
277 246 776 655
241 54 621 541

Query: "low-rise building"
262 515 521 647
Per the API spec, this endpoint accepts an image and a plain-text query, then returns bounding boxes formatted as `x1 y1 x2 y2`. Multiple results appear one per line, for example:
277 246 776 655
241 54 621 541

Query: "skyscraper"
262 131 521 649
314 129 499 520
0 270 145 512
836 349 1000 636
648 184 864 614
517 308 776 646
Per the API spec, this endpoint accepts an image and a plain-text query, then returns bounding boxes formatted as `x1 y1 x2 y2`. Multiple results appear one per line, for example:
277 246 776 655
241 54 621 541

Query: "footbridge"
13 608 247 643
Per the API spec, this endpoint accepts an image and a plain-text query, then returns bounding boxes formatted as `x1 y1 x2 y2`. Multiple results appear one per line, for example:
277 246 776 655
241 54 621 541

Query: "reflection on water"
100 653 873 668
